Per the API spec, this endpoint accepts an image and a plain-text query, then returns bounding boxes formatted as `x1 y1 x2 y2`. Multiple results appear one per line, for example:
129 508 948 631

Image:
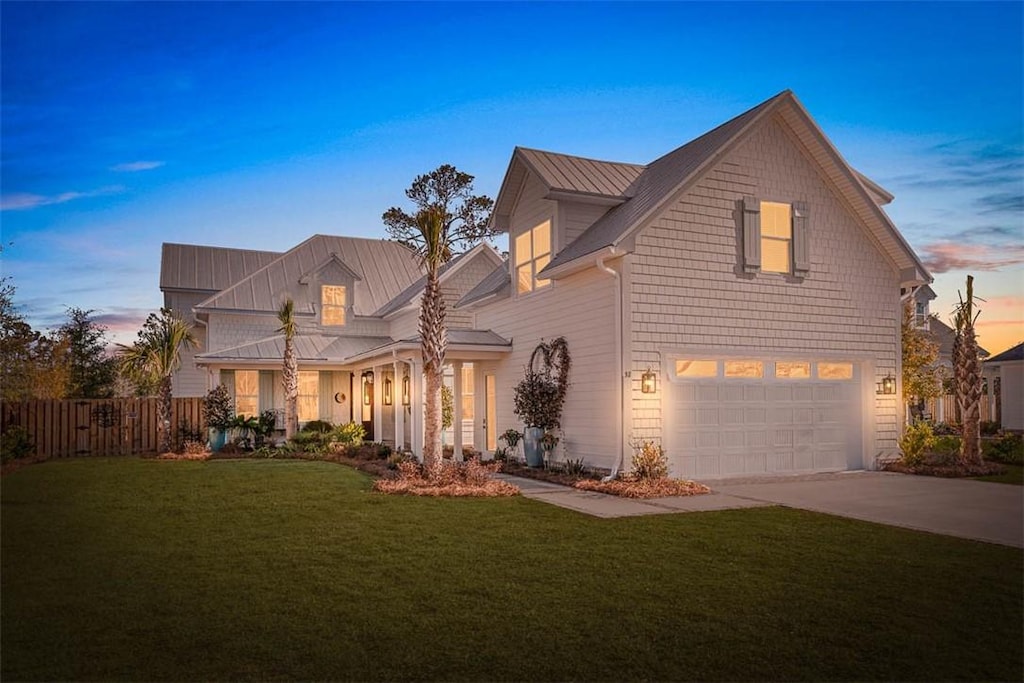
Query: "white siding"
628 118 901 463
164 290 213 397
558 200 611 251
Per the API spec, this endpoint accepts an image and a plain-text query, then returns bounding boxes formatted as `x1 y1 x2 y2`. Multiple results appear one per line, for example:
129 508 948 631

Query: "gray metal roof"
544 92 785 271
401 328 510 347
927 318 989 362
196 334 394 362
985 341 1023 363
160 243 283 292
196 235 423 316
373 249 467 317
455 262 510 308
517 147 644 199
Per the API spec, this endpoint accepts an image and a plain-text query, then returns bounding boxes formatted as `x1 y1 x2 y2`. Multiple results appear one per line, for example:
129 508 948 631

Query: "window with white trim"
321 285 346 326
235 370 259 417
298 371 319 422
760 201 792 274
515 220 552 295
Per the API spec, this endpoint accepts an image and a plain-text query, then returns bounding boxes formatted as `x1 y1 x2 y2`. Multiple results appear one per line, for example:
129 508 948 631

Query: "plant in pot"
512 338 571 467
202 385 234 452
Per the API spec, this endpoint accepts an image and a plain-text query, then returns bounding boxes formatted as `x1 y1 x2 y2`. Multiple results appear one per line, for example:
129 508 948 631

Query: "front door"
361 371 374 441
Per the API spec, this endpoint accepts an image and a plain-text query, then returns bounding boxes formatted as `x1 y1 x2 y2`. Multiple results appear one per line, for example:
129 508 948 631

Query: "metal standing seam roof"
516 147 645 199
196 334 395 362
543 92 786 271
160 243 283 291
195 235 424 316
455 262 511 308
400 329 511 347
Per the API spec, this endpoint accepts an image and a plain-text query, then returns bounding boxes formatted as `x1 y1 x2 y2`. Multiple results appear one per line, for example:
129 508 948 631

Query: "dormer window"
321 285 346 326
915 301 929 328
515 219 552 295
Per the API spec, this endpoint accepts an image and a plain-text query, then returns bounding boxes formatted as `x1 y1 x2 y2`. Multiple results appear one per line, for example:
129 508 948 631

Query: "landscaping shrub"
373 459 519 497
980 421 1001 436
931 422 961 436
301 419 333 433
898 422 934 466
630 440 669 481
984 433 1024 466
331 421 365 445
0 426 33 463
931 435 962 459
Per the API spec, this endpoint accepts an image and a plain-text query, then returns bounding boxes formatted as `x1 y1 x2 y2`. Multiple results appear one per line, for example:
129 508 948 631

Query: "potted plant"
499 428 523 462
202 385 234 452
513 338 571 467
540 431 560 463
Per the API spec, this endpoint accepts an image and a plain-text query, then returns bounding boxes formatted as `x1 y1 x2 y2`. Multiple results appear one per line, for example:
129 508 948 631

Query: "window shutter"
219 370 236 402
318 371 333 421
742 197 761 272
258 370 275 413
792 201 810 275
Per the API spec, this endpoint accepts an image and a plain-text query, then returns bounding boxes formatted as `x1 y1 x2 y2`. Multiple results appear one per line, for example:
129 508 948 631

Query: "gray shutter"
742 197 761 272
219 370 236 408
258 370 274 413
319 371 333 422
792 201 810 275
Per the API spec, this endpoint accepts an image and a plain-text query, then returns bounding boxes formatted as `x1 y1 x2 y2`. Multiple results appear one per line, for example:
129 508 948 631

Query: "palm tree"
416 206 448 473
278 298 299 440
953 275 983 466
117 308 196 454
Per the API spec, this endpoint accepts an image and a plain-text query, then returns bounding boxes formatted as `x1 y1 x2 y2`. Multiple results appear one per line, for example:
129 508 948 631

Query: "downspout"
595 248 624 481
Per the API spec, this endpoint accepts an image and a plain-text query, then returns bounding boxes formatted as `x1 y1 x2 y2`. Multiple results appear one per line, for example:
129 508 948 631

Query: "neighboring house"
162 90 931 478
985 343 1024 431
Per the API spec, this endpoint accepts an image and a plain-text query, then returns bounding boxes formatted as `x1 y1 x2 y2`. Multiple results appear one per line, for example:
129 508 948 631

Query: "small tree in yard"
952 275 983 466
901 300 943 421
382 165 494 474
118 308 196 454
58 307 117 398
278 299 299 440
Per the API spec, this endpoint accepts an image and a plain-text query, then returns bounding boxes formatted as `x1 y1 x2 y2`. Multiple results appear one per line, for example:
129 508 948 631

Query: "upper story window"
321 285 346 326
760 201 792 274
515 220 552 295
914 301 929 328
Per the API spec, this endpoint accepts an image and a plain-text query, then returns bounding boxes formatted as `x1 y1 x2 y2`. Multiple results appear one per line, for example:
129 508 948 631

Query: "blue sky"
2 1 1022 351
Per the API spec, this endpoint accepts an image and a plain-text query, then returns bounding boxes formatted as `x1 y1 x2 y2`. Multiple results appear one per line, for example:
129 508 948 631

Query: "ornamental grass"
373 458 520 497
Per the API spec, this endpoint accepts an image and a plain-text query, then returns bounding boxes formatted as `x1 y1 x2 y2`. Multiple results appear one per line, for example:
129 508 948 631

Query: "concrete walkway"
497 471 1024 548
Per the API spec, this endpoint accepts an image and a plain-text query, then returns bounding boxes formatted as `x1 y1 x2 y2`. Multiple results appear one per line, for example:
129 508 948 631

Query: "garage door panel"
669 359 863 479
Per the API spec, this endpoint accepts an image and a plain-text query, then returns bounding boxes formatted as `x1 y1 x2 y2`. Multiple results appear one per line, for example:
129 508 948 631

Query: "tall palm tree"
278 298 299 440
953 275 983 466
117 308 196 454
417 206 448 473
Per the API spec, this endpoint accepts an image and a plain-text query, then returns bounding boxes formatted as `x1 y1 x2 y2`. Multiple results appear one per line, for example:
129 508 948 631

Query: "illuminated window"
761 201 791 274
298 371 319 422
724 361 764 378
461 365 475 421
675 360 717 378
235 370 259 417
775 362 810 379
321 285 346 326
818 362 854 380
515 220 552 294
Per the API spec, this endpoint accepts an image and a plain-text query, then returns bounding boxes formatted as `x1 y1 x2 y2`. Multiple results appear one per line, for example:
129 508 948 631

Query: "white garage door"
667 359 863 479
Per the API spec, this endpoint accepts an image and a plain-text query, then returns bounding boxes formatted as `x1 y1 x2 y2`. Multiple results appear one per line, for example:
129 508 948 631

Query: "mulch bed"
499 460 604 486
574 477 711 498
883 460 1006 478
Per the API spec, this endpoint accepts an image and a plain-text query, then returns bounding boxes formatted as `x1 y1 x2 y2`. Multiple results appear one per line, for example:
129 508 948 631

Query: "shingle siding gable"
628 118 901 456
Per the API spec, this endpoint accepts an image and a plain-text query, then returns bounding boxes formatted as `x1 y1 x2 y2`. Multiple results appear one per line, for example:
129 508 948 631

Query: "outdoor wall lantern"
877 374 896 395
641 368 657 394
383 377 393 406
402 374 411 406
363 372 373 405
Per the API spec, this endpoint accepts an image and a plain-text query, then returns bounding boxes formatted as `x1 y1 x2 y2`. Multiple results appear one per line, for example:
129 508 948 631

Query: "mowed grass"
2 459 1021 682
975 463 1024 485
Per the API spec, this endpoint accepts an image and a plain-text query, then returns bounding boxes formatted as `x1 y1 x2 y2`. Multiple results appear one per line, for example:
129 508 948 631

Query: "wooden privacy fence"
923 394 994 425
1 398 205 458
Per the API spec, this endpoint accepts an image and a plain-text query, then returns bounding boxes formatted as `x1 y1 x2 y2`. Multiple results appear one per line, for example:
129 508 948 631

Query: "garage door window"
818 362 853 380
724 361 764 378
775 361 811 379
675 360 717 377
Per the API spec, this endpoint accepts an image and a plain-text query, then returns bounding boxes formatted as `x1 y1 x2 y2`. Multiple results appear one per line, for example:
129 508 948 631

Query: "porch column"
410 360 424 460
372 365 382 444
452 361 463 462
393 360 405 451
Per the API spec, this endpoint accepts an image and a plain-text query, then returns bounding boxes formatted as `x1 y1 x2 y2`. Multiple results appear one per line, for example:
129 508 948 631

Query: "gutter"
594 248 625 481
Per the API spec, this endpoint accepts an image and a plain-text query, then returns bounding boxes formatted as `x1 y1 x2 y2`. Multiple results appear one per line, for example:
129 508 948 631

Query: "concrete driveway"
711 471 1024 548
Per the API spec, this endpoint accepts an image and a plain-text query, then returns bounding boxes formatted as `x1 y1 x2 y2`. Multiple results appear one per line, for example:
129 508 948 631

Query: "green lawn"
2 458 1021 682
974 463 1024 485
